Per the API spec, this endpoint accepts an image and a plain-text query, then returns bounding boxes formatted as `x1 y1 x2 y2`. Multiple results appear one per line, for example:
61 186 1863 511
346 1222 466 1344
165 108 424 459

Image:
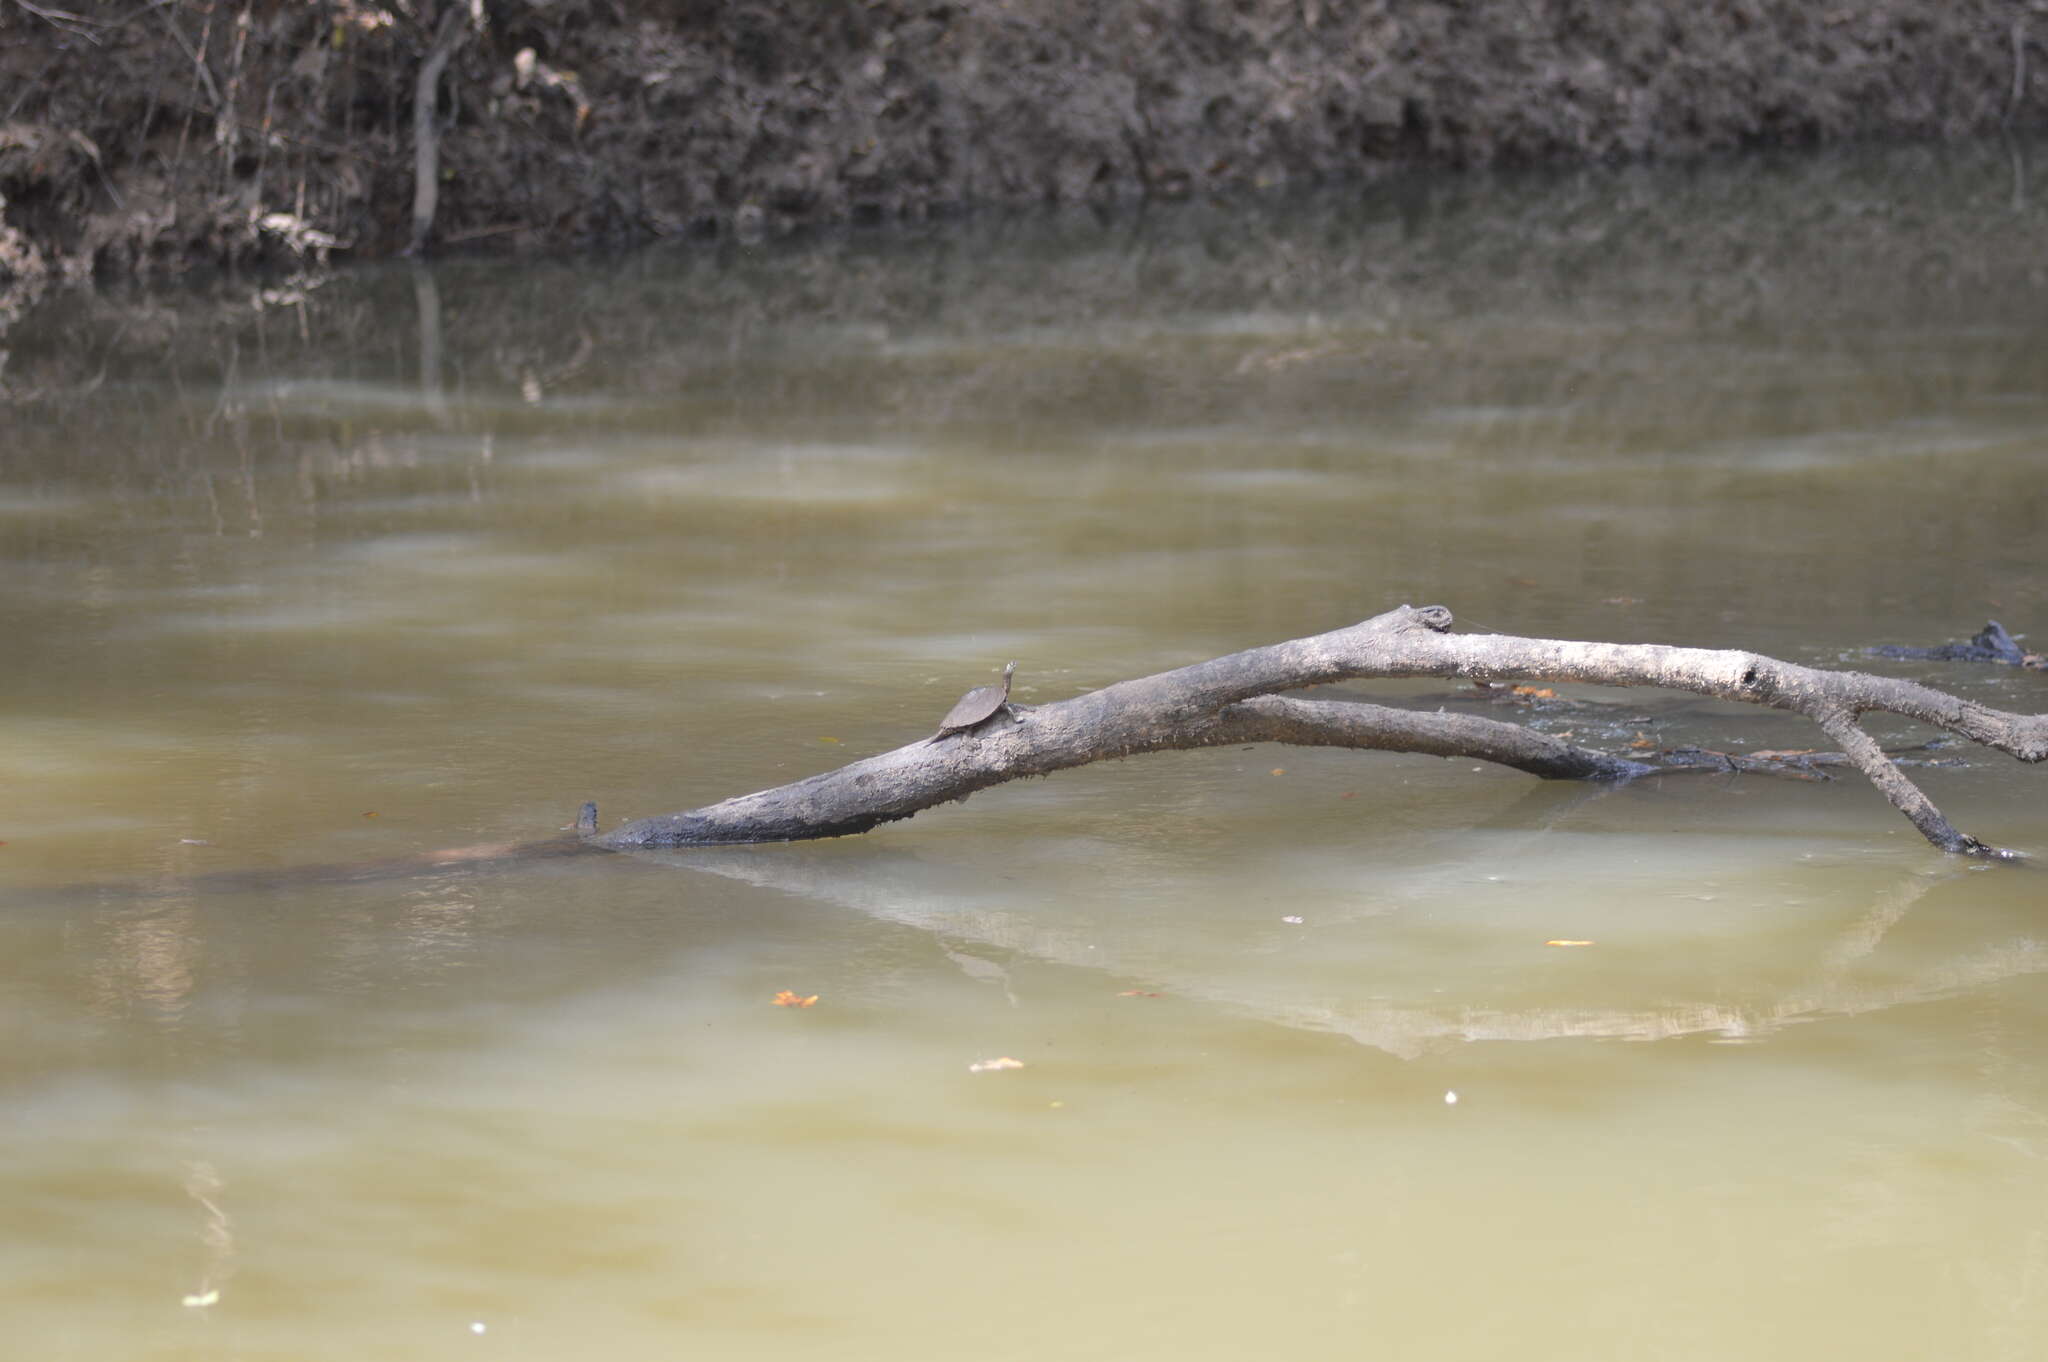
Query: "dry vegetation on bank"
0 0 2040 300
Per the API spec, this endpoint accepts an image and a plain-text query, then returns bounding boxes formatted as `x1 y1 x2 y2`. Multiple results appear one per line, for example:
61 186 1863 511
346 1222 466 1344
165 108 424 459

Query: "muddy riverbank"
0 0 2041 293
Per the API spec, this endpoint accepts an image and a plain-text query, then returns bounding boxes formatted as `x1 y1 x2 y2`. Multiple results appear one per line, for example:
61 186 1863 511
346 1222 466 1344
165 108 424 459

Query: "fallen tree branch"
588 605 2047 857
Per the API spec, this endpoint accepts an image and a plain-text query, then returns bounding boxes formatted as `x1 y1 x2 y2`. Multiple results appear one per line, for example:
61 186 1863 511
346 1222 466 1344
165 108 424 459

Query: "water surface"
4 141 2048 1361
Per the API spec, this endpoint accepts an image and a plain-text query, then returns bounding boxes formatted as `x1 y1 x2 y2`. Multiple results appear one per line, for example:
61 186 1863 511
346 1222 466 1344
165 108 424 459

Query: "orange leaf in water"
1628 731 1656 749
818 736 842 744
1270 768 1286 776
771 991 820 1008
1510 685 1556 699
1545 940 1595 947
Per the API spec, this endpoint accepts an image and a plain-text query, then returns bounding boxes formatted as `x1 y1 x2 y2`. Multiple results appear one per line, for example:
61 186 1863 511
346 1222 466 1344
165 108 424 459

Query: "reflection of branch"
1326 941 2048 1054
1815 863 1960 980
181 1161 235 1308
652 847 2048 1061
411 263 449 425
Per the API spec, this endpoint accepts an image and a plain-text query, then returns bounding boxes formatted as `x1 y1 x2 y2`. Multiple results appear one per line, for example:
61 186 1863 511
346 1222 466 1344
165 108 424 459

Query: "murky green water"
5 142 2048 1361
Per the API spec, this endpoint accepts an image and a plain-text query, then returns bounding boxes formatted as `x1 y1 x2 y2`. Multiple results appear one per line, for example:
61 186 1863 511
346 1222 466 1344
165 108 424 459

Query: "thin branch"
406 3 474 256
153 0 221 117
1808 706 1998 857
2006 17 2028 127
11 0 104 41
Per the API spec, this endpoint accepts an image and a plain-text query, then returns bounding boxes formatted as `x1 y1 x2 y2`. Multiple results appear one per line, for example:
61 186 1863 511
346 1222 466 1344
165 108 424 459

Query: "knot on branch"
1732 656 1771 700
1403 604 1454 633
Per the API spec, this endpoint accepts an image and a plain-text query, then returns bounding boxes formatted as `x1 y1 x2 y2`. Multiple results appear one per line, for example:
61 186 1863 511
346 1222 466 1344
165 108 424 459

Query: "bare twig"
10 0 105 42
153 1 221 118
2006 17 2028 127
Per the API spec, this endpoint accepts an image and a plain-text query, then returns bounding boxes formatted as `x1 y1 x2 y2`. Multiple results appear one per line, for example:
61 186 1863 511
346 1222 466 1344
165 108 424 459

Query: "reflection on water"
3 140 2048 1361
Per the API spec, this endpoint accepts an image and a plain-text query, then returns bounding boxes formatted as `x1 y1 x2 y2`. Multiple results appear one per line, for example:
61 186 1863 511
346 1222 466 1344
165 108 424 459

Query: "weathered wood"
590 605 2047 858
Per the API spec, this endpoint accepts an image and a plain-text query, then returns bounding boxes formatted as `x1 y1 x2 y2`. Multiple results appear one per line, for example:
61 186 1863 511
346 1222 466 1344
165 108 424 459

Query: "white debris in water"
1444 1091 1459 1105
471 1321 487 1335
1281 915 1304 924
181 1288 219 1308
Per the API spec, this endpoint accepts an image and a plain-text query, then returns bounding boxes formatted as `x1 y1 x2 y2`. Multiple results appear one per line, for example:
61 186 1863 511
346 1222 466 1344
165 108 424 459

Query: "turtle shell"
936 661 1017 736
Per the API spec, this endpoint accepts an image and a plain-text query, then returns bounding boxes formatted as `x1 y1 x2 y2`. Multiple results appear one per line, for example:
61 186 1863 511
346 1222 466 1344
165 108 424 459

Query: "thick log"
591 606 2047 858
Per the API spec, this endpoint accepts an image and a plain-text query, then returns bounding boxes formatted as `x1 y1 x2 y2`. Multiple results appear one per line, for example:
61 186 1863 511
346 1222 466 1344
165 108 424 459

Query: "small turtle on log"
931 661 1020 741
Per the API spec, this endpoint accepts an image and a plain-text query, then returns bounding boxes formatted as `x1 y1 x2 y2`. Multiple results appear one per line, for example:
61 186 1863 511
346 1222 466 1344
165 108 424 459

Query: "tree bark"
589 605 2048 858
405 4 472 257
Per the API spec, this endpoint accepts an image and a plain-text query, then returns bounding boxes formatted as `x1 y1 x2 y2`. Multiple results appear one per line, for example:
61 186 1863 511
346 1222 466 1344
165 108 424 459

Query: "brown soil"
0 0 2040 293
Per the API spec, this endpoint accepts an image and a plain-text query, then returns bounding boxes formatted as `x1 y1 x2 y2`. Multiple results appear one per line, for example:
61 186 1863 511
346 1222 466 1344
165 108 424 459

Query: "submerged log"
1873 619 2045 669
589 606 2048 859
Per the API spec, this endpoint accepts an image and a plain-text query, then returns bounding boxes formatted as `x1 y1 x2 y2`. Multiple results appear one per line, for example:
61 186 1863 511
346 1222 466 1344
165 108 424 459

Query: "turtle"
931 661 1020 741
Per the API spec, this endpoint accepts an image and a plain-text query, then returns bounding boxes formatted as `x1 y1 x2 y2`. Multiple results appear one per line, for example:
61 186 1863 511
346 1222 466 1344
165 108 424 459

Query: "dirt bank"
0 0 2041 291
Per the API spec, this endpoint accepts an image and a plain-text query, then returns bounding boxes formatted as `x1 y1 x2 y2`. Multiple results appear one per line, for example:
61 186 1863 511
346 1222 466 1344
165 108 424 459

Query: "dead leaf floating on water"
967 1057 1026 1073
771 991 819 1008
